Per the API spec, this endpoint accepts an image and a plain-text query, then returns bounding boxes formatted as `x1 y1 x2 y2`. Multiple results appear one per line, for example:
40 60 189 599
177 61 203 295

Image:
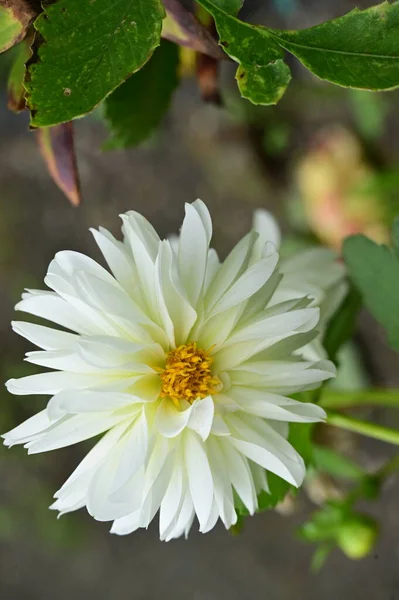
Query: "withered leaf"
37 122 81 207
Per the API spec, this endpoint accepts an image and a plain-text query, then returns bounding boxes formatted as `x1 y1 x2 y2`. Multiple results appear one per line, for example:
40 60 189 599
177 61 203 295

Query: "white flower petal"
25 412 130 454
157 241 197 345
221 441 257 514
156 399 193 438
16 291 93 334
228 387 326 422
90 227 141 300
3 410 51 447
211 253 279 316
179 202 211 307
253 209 281 250
110 510 142 535
207 436 237 529
184 432 214 531
230 437 304 487
162 490 194 541
187 395 215 441
87 447 145 521
121 211 160 319
111 409 148 493
159 460 184 538
204 232 256 312
6 371 112 396
46 390 142 420
52 422 130 514
12 321 78 351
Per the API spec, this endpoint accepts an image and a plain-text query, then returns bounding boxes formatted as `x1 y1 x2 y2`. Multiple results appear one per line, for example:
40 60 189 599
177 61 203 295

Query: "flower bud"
336 515 378 559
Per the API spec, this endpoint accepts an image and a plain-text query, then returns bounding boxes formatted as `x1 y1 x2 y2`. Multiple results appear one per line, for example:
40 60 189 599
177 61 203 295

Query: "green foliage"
197 0 292 106
210 0 244 14
299 501 379 564
26 0 165 127
5 0 399 149
343 221 399 351
323 287 362 363
104 40 179 149
313 446 365 481
274 2 399 92
198 0 399 108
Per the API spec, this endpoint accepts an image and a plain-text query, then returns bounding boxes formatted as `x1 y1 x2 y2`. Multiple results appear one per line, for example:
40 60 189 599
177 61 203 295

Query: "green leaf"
273 1 399 92
311 544 333 573
323 286 362 363
7 37 30 111
392 215 399 255
26 0 165 127
343 232 399 351
104 40 179 149
0 0 35 54
211 0 244 14
197 0 291 106
313 446 365 481
198 0 399 107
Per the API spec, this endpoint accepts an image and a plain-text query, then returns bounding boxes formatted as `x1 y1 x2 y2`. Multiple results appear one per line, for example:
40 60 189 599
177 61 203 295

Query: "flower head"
3 200 336 539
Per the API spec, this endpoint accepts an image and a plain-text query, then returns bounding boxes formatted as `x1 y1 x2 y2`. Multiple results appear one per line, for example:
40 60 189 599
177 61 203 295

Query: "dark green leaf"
323 286 362 363
104 41 179 149
343 232 399 351
211 0 244 14
274 2 399 92
0 0 35 54
197 0 291 105
313 446 365 481
26 0 165 127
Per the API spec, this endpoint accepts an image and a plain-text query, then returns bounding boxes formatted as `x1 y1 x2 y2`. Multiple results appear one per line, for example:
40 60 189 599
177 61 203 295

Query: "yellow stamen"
159 343 220 405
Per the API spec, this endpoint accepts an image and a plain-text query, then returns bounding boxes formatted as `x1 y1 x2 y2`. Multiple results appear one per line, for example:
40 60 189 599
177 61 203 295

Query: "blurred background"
1 0 399 598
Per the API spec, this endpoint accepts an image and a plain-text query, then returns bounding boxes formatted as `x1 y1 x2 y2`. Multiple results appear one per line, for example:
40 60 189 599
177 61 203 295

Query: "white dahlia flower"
3 200 338 539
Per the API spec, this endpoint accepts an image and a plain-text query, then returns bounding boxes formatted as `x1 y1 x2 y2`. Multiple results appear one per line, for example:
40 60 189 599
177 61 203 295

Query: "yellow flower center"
159 343 220 406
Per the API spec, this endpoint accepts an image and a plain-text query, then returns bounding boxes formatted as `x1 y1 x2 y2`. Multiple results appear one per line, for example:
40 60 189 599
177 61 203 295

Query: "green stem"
326 411 399 446
320 389 399 410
